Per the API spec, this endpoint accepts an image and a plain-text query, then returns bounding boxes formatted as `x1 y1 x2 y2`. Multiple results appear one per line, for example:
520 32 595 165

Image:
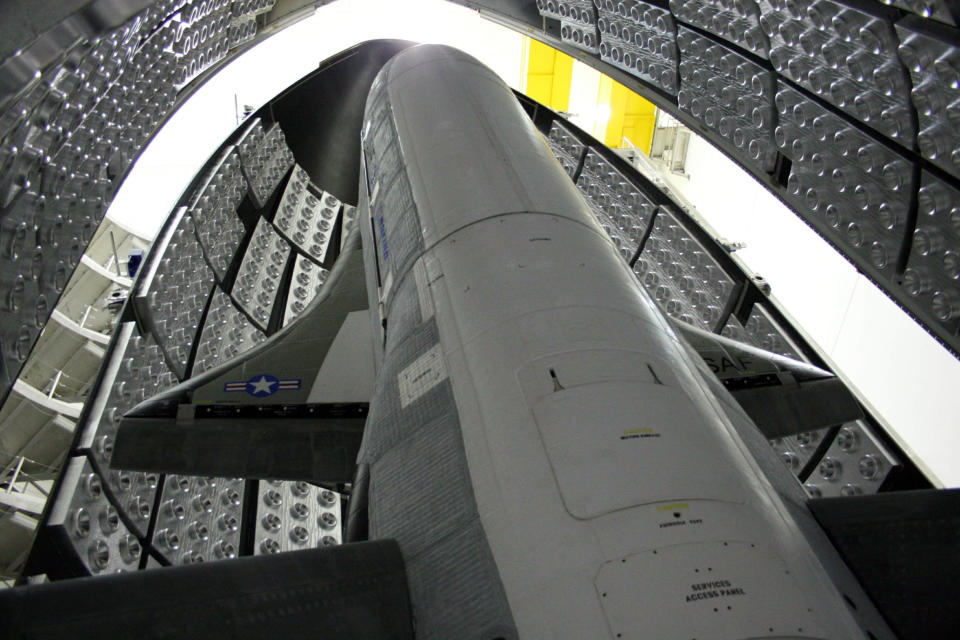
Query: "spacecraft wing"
671 319 863 439
0 540 414 640
111 230 375 482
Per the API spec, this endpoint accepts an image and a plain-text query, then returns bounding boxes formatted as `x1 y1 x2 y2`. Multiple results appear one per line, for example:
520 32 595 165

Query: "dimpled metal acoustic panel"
526 0 960 358
0 0 285 403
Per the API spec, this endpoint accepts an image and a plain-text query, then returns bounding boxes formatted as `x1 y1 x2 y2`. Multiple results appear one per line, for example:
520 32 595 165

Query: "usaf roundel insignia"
223 375 301 397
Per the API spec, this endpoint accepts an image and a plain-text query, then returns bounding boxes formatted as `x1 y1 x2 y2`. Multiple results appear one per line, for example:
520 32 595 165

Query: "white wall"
667 135 960 488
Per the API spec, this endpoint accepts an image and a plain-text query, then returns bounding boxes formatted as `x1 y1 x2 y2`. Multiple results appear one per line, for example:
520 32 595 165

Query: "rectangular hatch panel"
596 541 828 640
521 350 745 520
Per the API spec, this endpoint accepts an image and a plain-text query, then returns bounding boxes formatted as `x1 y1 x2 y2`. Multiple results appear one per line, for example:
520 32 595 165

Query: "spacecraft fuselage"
354 44 892 639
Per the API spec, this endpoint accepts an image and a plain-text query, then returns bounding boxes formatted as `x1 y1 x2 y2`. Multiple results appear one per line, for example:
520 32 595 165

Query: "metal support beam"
11 380 82 419
0 488 44 515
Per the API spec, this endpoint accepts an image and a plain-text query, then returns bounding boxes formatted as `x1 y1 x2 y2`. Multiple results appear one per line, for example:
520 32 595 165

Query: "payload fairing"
1 0 958 635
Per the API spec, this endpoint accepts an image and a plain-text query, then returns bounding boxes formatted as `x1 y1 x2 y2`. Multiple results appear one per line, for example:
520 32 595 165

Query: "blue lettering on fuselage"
377 215 389 261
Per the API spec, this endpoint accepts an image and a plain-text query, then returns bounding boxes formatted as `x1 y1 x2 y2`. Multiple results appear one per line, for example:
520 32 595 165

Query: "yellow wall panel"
600 78 628 148
622 113 656 152
522 37 573 112
523 37 654 153
527 41 556 75
526 76 555 103
604 79 656 151
550 53 573 112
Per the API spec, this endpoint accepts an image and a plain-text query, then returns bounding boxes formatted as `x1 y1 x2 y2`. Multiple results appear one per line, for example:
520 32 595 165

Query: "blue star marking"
246 374 279 397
